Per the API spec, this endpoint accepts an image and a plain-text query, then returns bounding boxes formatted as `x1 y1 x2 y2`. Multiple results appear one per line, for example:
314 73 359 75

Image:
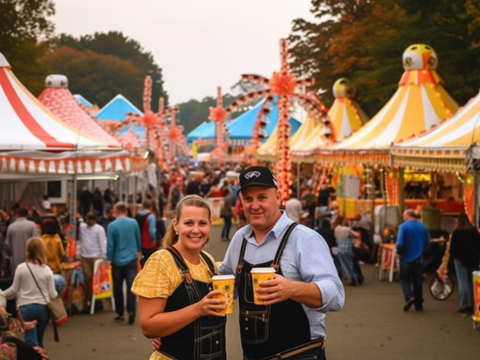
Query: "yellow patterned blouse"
131 249 219 360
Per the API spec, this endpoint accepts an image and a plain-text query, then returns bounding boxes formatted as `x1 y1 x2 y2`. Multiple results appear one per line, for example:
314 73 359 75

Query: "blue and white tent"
186 98 301 144
95 94 142 121
73 94 94 108
95 94 144 141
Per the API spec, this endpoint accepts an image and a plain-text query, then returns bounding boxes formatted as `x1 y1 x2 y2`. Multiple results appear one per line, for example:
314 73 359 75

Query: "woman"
450 213 480 314
132 195 227 360
220 187 233 241
332 215 361 286
204 178 223 198
40 219 66 294
0 238 57 348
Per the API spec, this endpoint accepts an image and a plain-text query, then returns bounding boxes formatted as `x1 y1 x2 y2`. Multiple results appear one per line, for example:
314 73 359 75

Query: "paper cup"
251 267 276 305
211 275 235 314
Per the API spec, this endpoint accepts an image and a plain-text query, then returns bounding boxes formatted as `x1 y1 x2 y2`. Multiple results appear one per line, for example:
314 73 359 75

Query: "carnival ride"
225 38 332 203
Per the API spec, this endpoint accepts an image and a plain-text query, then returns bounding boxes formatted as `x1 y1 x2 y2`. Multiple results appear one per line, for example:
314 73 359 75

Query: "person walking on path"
220 187 234 241
332 215 363 286
107 202 141 325
5 207 38 274
449 213 480 314
396 209 430 312
285 191 302 223
40 218 66 294
220 166 344 360
80 212 107 309
133 195 227 360
0 237 57 348
135 200 157 267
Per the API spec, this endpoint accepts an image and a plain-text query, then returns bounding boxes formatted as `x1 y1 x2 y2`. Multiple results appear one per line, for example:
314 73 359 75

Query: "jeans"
54 274 66 294
19 304 50 348
221 216 232 239
338 254 357 283
454 259 475 308
112 259 138 317
333 255 343 279
399 258 424 308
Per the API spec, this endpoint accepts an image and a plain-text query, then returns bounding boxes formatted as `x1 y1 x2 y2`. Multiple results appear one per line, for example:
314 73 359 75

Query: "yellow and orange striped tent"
317 44 459 166
292 78 369 162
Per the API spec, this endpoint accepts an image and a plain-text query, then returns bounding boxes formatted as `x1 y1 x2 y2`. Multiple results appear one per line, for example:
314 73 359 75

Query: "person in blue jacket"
107 202 141 324
396 209 430 312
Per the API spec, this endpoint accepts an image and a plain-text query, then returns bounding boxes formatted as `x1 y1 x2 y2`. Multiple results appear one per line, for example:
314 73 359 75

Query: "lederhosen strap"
166 246 217 302
236 222 298 282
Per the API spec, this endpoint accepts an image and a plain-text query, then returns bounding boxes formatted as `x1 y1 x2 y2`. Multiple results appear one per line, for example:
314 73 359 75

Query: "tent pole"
297 162 300 198
71 175 78 242
474 167 479 228
398 167 405 217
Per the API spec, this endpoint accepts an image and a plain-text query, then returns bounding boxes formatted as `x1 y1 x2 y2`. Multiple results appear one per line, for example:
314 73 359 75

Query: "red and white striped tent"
0 53 147 176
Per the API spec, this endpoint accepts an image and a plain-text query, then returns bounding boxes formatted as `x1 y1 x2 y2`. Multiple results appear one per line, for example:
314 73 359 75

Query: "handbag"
26 263 68 342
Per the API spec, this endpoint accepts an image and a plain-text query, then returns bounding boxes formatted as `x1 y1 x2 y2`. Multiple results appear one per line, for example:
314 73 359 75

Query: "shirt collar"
245 210 293 242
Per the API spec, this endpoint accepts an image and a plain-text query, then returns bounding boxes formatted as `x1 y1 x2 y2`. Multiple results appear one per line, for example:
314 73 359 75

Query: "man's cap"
238 166 277 193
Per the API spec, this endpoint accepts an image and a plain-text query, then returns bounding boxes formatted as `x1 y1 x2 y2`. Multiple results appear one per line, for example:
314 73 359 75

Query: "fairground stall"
315 44 460 221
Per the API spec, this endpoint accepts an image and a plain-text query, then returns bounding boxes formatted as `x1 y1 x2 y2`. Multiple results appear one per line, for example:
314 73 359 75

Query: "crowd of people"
0 162 479 359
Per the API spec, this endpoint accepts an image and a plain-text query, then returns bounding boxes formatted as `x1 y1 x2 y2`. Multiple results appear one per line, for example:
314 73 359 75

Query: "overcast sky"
52 0 315 105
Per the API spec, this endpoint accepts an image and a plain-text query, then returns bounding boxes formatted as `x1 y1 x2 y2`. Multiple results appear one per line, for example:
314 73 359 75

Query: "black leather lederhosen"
158 247 226 360
236 223 324 360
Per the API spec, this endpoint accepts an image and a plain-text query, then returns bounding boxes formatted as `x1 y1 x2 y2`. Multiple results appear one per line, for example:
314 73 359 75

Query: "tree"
55 31 168 109
45 46 145 107
177 94 242 135
0 0 55 94
289 0 480 116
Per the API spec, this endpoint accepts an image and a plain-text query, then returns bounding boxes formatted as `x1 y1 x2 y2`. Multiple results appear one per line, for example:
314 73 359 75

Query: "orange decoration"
168 126 182 142
208 106 227 123
143 110 158 127
269 72 298 96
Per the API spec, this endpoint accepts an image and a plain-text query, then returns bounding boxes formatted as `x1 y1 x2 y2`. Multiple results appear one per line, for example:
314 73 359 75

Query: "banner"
92 260 113 301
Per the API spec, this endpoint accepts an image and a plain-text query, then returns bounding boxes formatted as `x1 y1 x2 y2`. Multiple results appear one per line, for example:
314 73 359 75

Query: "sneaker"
114 316 124 323
403 298 415 312
128 314 135 325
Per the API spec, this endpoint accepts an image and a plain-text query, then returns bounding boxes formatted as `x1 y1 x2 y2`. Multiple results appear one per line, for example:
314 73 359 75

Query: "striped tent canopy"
317 44 459 166
291 78 370 162
38 75 120 148
392 90 480 172
0 53 120 151
0 53 146 176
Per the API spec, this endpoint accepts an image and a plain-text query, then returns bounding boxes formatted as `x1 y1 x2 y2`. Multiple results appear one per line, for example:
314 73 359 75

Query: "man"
80 212 107 309
79 187 93 219
135 199 157 266
285 192 302 223
107 202 141 324
5 207 38 274
220 166 344 360
98 206 116 234
185 174 203 196
396 209 430 312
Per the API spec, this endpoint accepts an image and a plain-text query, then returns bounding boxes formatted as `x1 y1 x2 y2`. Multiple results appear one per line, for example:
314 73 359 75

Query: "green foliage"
45 46 144 108
0 0 55 95
52 31 168 109
289 0 480 116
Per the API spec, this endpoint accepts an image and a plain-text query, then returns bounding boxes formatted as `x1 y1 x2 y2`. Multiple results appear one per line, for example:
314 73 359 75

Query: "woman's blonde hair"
163 195 212 248
26 237 48 265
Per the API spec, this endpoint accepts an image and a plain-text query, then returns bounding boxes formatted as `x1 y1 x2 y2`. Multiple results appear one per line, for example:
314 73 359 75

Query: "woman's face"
173 206 212 253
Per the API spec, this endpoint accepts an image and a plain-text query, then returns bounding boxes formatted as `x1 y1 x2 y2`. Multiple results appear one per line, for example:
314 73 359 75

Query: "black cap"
238 166 278 193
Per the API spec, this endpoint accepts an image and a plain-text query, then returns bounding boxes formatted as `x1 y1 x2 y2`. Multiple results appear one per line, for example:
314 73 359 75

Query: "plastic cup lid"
251 267 276 273
211 275 235 280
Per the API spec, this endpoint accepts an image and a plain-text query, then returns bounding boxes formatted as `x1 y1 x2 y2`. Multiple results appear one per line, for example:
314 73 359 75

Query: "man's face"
0 211 7 222
86 218 96 227
240 186 280 232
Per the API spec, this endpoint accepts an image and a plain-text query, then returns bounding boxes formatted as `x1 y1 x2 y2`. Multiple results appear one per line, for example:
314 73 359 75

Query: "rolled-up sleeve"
297 232 345 313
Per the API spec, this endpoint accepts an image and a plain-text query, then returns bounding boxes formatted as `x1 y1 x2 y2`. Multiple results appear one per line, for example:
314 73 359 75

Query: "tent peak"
45 74 68 88
0 53 11 69
403 44 437 71
333 78 356 99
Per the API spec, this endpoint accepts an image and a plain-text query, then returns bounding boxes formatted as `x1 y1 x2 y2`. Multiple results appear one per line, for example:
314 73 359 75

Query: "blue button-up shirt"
220 211 345 340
